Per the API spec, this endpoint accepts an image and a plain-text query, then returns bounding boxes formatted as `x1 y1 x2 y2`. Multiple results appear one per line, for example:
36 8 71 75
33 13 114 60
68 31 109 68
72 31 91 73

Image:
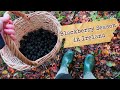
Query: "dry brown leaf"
102 49 110 55
100 60 106 64
106 71 112 77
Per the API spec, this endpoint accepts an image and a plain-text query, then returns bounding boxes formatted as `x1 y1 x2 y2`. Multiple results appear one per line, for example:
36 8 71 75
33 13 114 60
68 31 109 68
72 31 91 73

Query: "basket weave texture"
0 11 62 71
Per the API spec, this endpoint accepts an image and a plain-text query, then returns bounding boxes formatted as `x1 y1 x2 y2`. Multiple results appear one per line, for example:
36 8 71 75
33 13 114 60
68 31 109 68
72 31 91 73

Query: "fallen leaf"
58 15 65 21
112 63 116 67
75 46 81 53
102 49 110 55
98 11 102 16
45 69 50 74
118 58 120 61
77 54 82 59
2 70 8 75
81 19 86 23
95 57 99 61
31 67 37 71
82 15 86 19
74 17 79 22
104 11 109 16
104 45 110 50
90 51 94 55
95 69 99 73
99 76 104 79
114 45 119 49
106 71 112 77
29 77 34 79
13 72 19 77
96 61 100 65
17 72 23 78
79 64 83 69
106 61 112 67
112 36 117 41
117 11 120 18
110 51 116 55
82 55 85 59
106 61 116 67
100 60 106 64
98 50 102 54
8 67 15 74
56 55 60 61
95 49 98 53
50 63 57 73
7 73 10 78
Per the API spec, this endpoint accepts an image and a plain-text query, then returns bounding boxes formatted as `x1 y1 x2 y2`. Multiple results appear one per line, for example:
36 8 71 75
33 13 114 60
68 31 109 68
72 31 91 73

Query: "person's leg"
55 50 74 79
83 54 96 79
83 71 96 79
55 66 69 76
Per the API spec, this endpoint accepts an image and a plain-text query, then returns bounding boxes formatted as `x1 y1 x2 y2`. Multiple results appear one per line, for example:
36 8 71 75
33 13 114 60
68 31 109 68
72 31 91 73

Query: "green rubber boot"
83 54 96 79
60 50 74 68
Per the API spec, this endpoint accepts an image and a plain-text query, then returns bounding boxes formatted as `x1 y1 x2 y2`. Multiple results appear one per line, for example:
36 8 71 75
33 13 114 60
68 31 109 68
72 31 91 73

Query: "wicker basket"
0 11 62 71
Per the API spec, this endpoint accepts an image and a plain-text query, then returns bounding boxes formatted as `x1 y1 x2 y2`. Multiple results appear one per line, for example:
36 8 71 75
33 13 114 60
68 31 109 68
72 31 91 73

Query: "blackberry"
19 28 57 61
23 35 28 40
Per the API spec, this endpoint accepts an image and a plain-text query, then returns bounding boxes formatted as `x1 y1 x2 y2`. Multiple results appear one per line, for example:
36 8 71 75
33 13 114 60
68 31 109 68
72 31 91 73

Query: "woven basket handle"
3 11 37 66
8 11 30 20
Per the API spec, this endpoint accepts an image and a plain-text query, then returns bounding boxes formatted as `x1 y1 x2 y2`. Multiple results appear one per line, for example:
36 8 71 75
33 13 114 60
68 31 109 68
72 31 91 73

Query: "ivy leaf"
18 72 23 78
117 11 120 18
90 11 98 21
14 72 23 78
13 72 19 77
90 15 97 21
75 46 81 53
106 61 116 67
117 75 120 79
96 17 101 21
103 16 108 19
106 61 113 67
0 11 5 17
58 15 65 21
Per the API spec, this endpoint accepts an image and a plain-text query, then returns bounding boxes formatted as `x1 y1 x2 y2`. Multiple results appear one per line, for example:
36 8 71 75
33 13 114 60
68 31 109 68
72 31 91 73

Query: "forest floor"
0 11 120 79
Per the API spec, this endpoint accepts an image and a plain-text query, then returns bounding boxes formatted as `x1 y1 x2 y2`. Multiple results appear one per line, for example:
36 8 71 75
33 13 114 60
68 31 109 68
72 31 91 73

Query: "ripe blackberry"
19 28 57 61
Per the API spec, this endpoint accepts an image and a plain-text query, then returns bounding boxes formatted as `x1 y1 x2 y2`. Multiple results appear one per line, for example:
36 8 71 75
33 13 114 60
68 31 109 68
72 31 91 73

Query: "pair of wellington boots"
60 50 95 79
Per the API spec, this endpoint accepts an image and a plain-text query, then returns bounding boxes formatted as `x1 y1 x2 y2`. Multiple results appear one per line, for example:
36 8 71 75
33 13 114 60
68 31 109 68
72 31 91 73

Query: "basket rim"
10 11 62 65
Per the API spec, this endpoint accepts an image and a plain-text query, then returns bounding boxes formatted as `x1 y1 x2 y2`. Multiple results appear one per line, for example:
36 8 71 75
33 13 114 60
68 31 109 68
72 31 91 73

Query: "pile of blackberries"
19 28 57 61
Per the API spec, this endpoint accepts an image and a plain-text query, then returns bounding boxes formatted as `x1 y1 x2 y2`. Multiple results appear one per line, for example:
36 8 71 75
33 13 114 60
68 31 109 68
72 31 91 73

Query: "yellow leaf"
102 49 110 55
112 62 116 66
2 70 8 75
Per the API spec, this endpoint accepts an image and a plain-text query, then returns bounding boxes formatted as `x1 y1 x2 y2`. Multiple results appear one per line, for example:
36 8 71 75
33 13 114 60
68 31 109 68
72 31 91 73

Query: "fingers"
9 34 16 41
0 12 16 41
5 24 14 29
0 20 3 32
4 29 15 35
8 20 13 24
4 28 16 41
0 12 10 22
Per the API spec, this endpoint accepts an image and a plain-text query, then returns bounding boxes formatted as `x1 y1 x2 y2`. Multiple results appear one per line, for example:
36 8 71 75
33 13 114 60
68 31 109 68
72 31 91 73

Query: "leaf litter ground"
0 11 120 79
